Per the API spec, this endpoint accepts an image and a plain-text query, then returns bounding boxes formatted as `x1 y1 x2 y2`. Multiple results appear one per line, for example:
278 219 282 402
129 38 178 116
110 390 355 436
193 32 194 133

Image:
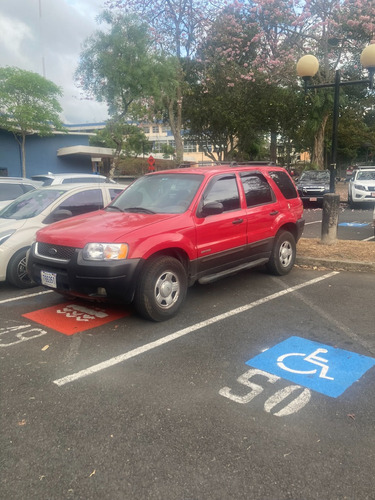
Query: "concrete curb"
296 256 375 273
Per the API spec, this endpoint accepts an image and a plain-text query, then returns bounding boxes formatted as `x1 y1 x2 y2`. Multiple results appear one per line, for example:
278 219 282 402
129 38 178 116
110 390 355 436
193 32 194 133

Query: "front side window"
240 172 274 207
201 175 240 212
57 189 103 217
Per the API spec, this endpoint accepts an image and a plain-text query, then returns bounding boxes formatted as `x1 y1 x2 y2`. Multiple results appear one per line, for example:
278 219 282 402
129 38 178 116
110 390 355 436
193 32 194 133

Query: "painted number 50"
219 368 311 417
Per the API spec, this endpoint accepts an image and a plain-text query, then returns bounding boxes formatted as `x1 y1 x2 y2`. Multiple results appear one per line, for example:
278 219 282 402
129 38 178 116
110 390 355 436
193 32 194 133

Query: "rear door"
239 171 281 256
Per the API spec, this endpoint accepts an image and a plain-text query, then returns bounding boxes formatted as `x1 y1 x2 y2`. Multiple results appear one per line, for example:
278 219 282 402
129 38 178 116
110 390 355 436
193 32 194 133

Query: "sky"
0 0 109 125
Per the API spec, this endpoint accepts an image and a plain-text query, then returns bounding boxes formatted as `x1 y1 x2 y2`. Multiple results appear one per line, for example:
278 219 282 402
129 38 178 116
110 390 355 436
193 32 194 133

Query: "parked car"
348 166 375 207
31 173 117 185
27 165 304 321
0 177 42 210
295 170 331 205
0 183 126 288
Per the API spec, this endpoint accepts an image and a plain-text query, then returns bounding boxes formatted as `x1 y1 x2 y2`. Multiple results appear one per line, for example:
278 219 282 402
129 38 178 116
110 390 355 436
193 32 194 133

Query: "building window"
152 125 159 134
183 141 197 153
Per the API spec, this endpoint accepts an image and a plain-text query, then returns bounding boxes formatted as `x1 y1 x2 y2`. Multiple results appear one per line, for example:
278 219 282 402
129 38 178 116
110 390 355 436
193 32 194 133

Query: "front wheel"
7 248 37 288
267 231 296 276
134 256 187 321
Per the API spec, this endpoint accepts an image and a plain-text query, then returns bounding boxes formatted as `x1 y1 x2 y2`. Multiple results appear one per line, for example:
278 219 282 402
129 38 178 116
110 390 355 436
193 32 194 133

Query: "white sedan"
0 183 127 288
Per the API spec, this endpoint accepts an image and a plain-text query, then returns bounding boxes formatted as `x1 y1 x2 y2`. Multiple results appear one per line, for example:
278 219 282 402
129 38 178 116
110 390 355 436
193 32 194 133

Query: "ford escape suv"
27 164 304 321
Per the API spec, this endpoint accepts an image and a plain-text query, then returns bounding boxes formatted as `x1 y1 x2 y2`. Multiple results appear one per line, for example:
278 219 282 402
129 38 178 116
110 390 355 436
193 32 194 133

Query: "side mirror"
43 209 73 224
199 201 224 217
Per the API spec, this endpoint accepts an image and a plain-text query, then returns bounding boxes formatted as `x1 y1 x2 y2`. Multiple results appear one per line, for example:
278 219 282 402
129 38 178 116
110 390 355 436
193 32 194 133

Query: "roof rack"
214 161 278 167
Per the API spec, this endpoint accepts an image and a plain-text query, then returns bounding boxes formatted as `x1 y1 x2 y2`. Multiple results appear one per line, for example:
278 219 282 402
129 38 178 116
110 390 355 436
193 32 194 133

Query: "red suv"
27 165 304 321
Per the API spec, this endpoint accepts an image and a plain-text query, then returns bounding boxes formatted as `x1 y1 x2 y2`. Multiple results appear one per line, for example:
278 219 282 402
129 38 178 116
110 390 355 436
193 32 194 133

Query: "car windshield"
108 173 204 214
357 170 375 181
299 171 330 182
0 189 64 220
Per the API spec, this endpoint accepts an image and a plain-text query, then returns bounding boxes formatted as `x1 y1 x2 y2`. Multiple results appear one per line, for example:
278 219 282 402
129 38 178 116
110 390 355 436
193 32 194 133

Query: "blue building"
0 123 112 178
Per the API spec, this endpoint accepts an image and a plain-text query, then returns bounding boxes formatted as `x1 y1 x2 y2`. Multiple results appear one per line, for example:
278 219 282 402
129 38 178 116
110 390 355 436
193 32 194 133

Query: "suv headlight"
354 184 366 191
0 230 16 245
82 243 128 261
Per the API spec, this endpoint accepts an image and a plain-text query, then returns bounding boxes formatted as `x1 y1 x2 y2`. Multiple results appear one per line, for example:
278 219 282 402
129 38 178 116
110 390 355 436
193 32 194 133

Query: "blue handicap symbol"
338 222 368 227
246 336 375 398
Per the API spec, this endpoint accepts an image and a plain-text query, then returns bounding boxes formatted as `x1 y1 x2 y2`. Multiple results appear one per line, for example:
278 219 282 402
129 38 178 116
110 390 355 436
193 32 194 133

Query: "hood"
0 218 27 232
36 210 181 247
297 178 329 187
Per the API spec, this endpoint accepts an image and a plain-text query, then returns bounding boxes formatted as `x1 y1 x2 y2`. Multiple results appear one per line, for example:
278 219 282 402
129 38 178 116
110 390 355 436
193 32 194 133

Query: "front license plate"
309 197 317 201
41 270 57 288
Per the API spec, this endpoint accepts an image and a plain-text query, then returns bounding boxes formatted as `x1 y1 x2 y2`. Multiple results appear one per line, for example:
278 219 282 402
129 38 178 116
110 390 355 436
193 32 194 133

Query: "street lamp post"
297 44 375 193
297 45 375 244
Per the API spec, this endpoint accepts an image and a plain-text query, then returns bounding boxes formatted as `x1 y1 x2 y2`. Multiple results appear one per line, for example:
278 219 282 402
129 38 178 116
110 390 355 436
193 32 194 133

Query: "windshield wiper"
106 205 124 212
125 207 156 214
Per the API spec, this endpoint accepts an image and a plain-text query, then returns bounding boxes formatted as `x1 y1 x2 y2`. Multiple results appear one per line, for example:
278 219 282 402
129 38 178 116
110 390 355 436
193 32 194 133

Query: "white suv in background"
31 173 117 186
348 166 375 207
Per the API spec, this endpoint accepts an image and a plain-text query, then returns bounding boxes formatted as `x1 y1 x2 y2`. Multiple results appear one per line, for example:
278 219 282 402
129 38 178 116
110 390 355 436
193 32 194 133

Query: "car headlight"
0 230 16 245
82 243 128 261
354 184 366 191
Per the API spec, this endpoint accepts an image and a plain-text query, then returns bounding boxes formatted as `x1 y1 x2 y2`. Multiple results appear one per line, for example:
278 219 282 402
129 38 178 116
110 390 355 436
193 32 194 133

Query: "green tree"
0 67 64 177
76 11 178 130
89 119 150 177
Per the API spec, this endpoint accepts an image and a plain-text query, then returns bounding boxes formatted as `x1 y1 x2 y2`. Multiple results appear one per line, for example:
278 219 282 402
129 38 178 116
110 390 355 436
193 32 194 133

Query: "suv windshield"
299 171 330 182
0 189 63 220
109 173 204 214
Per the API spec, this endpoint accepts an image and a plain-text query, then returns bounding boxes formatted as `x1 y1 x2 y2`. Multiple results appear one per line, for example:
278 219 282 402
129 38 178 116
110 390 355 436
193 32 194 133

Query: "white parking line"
54 271 339 387
0 290 52 305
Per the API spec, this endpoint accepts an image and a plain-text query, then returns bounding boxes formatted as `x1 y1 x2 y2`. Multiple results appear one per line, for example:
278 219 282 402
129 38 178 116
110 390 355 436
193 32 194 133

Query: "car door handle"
232 218 244 224
269 210 279 216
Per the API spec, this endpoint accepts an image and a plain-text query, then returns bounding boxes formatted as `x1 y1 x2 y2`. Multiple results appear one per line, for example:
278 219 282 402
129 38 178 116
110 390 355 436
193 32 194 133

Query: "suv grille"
37 242 76 260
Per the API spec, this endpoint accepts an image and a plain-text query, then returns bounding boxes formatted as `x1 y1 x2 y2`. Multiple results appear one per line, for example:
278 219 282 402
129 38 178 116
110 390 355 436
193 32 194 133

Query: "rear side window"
56 189 104 217
240 172 274 207
269 171 298 199
202 175 240 212
0 183 24 201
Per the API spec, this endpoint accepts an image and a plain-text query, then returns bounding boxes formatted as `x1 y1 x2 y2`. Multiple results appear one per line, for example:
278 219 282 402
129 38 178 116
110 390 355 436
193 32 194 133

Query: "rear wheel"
134 256 187 321
7 248 37 288
267 230 296 276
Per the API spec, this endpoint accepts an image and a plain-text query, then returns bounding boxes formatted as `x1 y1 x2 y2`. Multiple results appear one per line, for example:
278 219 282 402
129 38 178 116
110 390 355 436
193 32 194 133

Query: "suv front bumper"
27 242 143 303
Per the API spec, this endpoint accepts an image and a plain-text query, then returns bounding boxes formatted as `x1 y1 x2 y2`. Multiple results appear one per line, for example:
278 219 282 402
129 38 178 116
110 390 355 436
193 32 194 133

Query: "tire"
7 248 37 288
267 230 296 276
348 191 355 208
134 256 187 321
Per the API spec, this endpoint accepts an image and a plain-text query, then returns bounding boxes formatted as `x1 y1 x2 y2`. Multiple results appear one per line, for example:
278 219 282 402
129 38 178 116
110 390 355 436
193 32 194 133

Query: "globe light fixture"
297 44 375 193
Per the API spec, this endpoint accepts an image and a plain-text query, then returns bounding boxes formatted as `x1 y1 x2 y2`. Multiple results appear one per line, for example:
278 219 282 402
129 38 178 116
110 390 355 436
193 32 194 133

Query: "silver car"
0 183 126 288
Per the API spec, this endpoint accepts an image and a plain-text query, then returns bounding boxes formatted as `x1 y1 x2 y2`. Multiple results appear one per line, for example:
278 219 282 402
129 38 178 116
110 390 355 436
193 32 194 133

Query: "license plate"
371 192 375 198
41 270 57 288
309 197 318 201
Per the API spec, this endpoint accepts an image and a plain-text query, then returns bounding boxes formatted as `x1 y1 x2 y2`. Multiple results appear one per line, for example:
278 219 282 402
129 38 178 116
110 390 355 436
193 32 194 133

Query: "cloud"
0 0 109 124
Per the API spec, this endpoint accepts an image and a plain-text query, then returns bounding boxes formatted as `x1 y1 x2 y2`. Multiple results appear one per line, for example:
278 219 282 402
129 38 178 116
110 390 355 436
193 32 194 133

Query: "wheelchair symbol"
277 348 334 381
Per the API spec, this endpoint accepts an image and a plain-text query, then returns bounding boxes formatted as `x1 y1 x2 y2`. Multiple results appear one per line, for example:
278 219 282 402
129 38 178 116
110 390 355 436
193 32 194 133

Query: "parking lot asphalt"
1 266 375 500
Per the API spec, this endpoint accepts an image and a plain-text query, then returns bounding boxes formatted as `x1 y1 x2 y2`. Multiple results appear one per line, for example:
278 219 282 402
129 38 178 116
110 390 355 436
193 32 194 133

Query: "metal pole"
330 70 340 193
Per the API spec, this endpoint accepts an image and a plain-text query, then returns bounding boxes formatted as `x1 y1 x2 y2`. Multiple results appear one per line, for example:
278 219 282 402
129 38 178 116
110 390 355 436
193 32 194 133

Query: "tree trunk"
311 115 329 169
270 131 277 163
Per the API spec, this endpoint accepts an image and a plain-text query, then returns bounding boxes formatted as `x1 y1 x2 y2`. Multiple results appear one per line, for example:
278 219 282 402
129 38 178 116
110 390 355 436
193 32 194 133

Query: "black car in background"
295 170 330 205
